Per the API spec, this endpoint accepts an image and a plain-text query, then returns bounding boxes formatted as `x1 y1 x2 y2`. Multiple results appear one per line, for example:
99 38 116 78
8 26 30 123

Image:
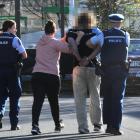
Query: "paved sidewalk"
0 96 140 140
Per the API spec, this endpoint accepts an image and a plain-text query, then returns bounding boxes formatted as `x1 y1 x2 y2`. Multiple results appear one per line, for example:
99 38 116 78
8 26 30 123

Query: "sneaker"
60 119 64 128
79 129 89 134
54 126 61 132
31 125 41 135
94 124 102 132
11 125 20 131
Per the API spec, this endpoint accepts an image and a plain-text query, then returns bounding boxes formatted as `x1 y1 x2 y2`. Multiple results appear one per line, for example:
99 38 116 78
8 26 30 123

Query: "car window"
129 40 140 55
21 30 61 49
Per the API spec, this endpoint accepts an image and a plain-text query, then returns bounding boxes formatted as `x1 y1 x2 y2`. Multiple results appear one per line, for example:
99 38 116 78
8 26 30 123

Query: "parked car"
126 39 140 95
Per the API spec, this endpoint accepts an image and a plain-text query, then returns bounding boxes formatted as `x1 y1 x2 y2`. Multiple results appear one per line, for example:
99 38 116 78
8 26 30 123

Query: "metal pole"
15 0 20 38
60 0 64 37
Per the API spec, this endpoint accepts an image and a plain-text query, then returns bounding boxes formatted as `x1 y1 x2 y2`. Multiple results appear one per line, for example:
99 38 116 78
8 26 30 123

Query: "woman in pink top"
31 20 71 135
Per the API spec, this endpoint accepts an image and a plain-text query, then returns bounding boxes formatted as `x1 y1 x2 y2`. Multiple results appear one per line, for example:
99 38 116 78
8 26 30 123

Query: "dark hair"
44 20 55 35
2 20 16 32
78 13 91 27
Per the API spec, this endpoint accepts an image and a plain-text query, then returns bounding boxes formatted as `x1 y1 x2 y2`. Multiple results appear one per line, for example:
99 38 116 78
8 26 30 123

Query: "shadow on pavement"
0 133 113 140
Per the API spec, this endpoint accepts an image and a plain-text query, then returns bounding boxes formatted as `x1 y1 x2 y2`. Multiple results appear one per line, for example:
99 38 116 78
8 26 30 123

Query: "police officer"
0 20 27 130
87 14 130 135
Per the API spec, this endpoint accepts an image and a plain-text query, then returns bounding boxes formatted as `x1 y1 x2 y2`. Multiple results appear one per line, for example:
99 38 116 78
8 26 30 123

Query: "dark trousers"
100 66 127 130
31 72 61 127
0 68 21 126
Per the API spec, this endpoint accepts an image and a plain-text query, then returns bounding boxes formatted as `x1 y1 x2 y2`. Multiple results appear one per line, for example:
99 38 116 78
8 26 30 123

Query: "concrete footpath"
0 95 140 140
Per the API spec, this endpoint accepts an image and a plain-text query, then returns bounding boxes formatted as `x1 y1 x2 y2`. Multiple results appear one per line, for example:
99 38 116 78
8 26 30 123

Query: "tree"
21 0 69 28
88 0 137 27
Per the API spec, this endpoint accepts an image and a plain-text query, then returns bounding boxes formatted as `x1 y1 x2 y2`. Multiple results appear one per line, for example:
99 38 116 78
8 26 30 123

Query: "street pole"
60 0 64 37
15 0 20 38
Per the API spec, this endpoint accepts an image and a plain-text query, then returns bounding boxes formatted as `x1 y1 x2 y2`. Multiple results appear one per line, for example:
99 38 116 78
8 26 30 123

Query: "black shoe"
11 125 20 131
54 126 61 132
106 126 123 135
0 116 2 129
105 125 112 133
94 124 103 132
111 129 124 135
31 125 41 135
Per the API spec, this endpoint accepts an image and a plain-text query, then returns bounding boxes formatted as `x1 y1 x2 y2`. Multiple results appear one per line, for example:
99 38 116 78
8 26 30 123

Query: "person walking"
0 20 27 130
31 20 72 135
87 14 130 135
66 12 103 134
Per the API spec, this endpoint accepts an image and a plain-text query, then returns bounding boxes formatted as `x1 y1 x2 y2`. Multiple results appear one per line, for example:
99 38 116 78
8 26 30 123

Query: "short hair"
44 20 56 35
75 12 96 28
2 20 16 32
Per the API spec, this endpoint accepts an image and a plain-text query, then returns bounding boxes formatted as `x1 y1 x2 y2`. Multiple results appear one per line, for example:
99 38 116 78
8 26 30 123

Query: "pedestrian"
31 20 72 135
0 20 27 130
66 12 103 134
87 14 130 135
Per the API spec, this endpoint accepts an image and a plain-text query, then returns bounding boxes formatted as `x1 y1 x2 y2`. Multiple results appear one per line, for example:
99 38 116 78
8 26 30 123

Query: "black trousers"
31 72 61 127
0 67 21 126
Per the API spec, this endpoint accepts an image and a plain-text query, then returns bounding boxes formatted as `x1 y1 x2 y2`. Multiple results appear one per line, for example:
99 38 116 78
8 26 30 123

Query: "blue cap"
108 14 124 22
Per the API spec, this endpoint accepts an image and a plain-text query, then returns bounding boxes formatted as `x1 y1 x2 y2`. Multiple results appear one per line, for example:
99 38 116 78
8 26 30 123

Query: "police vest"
67 29 97 66
0 32 19 66
101 28 128 66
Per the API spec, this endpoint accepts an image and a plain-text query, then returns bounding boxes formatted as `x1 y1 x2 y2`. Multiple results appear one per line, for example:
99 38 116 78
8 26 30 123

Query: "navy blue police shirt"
101 28 128 66
0 32 19 66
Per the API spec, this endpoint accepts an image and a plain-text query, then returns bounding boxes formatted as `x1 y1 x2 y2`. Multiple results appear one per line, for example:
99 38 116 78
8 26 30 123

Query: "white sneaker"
60 119 64 128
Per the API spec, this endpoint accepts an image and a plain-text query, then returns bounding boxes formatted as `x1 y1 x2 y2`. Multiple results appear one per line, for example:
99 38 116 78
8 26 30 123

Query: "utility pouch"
15 62 23 76
95 62 104 76
124 60 131 72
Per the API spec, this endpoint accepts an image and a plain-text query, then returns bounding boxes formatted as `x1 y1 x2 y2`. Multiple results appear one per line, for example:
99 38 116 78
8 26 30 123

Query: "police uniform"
67 28 102 133
100 14 130 135
0 32 25 129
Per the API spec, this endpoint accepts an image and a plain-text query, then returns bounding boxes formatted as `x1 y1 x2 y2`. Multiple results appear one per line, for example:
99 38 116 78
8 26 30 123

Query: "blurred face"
111 21 122 28
8 23 17 35
75 12 96 29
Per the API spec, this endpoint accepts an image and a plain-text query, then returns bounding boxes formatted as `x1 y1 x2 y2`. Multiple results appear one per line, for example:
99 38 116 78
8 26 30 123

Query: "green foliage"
87 0 140 37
